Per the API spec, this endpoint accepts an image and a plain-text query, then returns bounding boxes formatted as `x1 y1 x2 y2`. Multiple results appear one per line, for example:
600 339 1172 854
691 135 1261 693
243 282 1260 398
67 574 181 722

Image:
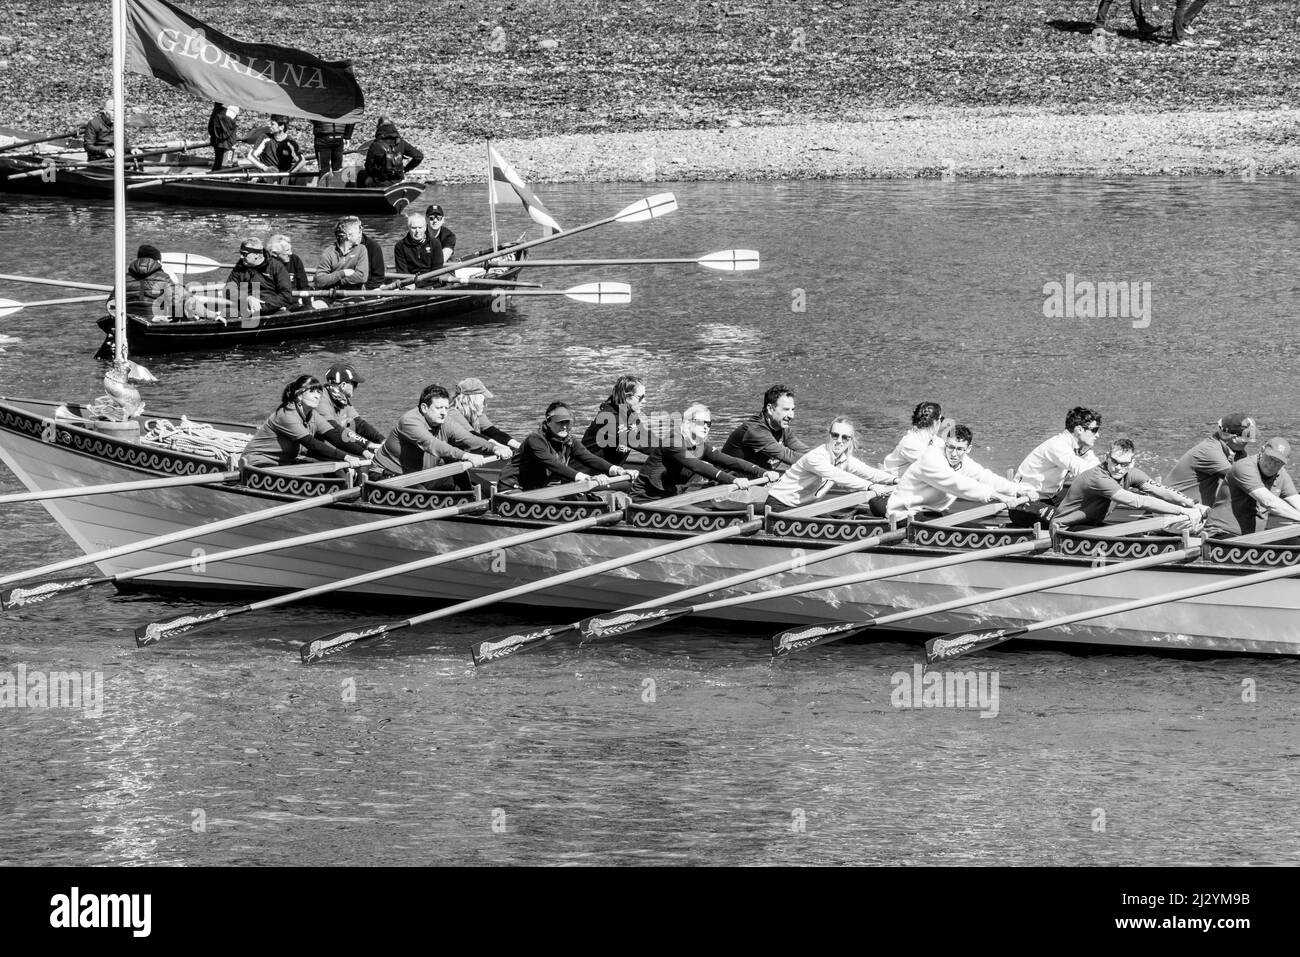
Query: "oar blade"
135 608 229 647
161 252 222 276
925 626 1027 664
563 281 631 305
699 249 761 272
385 181 426 212
471 625 567 667
771 620 870 658
0 575 106 611
614 192 678 223
0 298 22 318
577 605 692 642
300 622 393 664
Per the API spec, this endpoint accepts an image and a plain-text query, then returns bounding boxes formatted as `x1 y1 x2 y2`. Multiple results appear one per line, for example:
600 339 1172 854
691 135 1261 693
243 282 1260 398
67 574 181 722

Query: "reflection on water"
4 177 1300 865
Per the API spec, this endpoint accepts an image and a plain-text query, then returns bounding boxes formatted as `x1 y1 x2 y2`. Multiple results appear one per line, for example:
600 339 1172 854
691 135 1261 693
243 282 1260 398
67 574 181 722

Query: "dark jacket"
394 233 444 275
581 399 646 467
225 256 295 314
720 412 811 470
122 257 186 318
207 107 237 150
83 111 114 158
362 121 423 185
634 435 765 500
360 234 386 289
497 429 614 491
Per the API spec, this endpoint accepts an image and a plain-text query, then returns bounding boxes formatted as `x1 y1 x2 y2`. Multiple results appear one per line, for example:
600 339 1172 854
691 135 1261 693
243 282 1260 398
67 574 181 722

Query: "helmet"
325 363 364 386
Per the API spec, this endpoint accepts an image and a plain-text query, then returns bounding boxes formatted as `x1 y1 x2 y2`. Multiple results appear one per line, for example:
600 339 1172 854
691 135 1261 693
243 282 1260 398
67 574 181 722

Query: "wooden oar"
4 139 207 180
0 129 79 154
306 283 632 305
140 482 629 647
570 533 1052 647
0 273 113 292
127 170 309 189
509 249 761 272
301 481 780 663
925 556 1300 663
0 482 363 592
0 294 106 317
471 521 910 666
0 468 241 506
773 520 1196 656
397 193 678 288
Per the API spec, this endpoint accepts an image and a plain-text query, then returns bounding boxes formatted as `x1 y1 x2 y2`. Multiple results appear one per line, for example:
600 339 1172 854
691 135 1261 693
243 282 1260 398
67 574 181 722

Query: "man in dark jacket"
83 99 116 161
207 103 239 170
225 237 296 317
361 117 423 188
720 383 811 472
426 205 456 261
311 119 355 173
118 243 189 320
393 211 444 277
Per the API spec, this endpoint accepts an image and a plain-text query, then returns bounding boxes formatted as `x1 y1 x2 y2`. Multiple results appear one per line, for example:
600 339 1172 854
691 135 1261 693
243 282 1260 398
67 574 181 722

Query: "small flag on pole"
488 144 562 235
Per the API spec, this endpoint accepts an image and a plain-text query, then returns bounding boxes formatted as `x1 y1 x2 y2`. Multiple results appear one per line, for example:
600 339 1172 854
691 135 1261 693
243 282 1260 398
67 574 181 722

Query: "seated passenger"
116 243 212 322
225 236 296 315
497 401 636 492
267 233 310 296
312 217 369 290
241 375 370 469
886 424 1035 523
247 115 307 175
358 221 386 289
766 416 896 513
369 384 503 484
427 205 456 262
359 117 423 188
393 211 443 278
633 402 775 501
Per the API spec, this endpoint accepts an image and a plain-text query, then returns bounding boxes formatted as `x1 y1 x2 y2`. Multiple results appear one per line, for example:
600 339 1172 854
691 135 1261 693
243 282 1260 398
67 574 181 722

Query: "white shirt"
887 444 1019 522
768 444 894 508
882 428 939 478
1015 430 1098 496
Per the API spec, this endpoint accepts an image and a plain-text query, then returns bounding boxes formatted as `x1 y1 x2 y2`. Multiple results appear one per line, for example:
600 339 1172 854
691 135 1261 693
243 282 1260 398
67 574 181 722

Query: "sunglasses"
1084 425 1101 434
1108 456 1134 469
829 431 854 441
693 419 712 426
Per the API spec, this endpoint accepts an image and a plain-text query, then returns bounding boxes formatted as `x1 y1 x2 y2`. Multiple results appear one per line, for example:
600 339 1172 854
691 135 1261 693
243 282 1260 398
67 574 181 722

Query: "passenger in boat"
1203 438 1300 538
767 417 896 513
1166 413 1255 507
247 115 307 175
82 98 116 161
633 402 775 501
582 374 649 467
118 243 214 322
426 205 456 262
359 117 423 188
226 236 297 315
881 401 953 478
315 363 386 458
448 378 520 451
241 375 370 469
497 401 636 492
311 119 355 174
207 103 239 171
1051 438 1204 531
1009 405 1103 526
886 425 1036 523
720 384 811 472
358 223 386 289
313 218 369 290
393 212 444 278
369 384 505 483
266 234 310 303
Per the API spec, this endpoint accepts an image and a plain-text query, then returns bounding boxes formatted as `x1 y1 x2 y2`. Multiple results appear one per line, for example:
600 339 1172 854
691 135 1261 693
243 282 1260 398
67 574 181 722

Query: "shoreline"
403 107 1300 184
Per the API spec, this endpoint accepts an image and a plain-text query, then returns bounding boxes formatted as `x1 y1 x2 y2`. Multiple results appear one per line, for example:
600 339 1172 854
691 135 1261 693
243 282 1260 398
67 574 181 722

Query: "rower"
1051 438 1204 531
241 375 369 469
426 205 456 262
497 401 636 492
226 236 296 316
1204 437 1300 538
720 384 811 472
316 363 386 458
1166 413 1256 507
246 115 307 176
449 378 518 451
581 374 648 468
886 425 1036 523
767 416 895 514
312 218 369 291
881 401 952 478
393 211 443 278
633 402 775 502
369 384 504 487
1009 405 1103 526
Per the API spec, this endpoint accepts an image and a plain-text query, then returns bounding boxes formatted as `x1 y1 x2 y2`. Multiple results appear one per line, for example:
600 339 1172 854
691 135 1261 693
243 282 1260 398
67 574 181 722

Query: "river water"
1 178 1298 866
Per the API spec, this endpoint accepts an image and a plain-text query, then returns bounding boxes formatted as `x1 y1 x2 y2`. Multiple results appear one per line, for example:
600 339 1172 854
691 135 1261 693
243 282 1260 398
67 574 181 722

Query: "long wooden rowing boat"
92 256 526 355
1 396 1297 657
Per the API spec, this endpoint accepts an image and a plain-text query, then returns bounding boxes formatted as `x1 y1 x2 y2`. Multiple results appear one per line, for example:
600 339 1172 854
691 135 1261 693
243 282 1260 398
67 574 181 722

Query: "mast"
111 0 128 370
487 139 499 252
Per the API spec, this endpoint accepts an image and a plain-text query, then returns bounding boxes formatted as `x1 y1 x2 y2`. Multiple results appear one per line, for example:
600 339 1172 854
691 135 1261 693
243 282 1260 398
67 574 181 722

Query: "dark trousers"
1094 0 1155 28
1008 493 1062 529
1172 0 1211 41
315 143 344 173
211 147 232 171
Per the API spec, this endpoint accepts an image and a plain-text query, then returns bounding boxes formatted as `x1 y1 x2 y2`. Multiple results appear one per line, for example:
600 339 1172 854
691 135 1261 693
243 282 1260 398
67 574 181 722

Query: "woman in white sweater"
767 416 897 512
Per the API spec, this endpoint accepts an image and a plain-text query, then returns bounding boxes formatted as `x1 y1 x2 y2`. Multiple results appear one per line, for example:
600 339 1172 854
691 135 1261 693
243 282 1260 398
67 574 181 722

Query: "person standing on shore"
1092 0 1160 37
1172 0 1213 45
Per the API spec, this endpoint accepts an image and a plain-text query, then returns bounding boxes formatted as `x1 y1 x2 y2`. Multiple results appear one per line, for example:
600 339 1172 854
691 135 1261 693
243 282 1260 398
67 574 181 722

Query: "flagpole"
111 0 128 371
486 140 499 252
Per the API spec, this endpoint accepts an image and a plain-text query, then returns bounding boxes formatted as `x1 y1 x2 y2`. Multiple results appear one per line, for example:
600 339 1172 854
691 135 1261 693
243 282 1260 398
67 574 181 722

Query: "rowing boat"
92 256 527 355
1 395 1297 657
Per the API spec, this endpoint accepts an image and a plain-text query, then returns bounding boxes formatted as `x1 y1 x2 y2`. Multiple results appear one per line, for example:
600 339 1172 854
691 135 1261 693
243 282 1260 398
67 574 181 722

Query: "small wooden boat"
2 394 1298 658
93 255 526 355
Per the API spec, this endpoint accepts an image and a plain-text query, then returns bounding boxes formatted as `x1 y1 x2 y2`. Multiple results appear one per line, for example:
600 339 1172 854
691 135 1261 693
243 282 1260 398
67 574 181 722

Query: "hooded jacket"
363 120 424 184
123 257 186 318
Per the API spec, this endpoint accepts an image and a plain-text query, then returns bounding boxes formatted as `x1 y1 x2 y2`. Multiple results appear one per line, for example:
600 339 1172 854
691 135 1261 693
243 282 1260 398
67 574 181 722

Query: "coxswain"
1009 405 1103 526
1051 438 1204 531
767 417 896 513
886 425 1036 523
369 384 505 485
241 375 370 469
720 384 811 472
315 363 386 458
1203 437 1300 538
1166 413 1256 507
881 401 953 478
633 402 775 501
497 401 636 492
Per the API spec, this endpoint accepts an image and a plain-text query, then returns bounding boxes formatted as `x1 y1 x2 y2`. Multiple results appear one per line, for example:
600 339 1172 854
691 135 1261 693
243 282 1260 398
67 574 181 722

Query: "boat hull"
1 397 1299 657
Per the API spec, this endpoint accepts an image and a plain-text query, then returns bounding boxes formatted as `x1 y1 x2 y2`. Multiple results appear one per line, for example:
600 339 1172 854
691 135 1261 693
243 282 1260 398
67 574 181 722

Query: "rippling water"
2 178 1299 865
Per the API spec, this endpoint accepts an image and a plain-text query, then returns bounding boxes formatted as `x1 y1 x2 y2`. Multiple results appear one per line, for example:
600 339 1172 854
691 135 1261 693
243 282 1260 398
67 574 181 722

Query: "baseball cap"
1262 437 1291 464
1218 414 1256 438
426 204 445 218
456 377 493 398
325 363 364 386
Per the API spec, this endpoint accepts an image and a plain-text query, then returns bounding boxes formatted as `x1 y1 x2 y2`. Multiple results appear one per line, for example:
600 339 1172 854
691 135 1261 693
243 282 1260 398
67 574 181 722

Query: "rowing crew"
240 375 1296 538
